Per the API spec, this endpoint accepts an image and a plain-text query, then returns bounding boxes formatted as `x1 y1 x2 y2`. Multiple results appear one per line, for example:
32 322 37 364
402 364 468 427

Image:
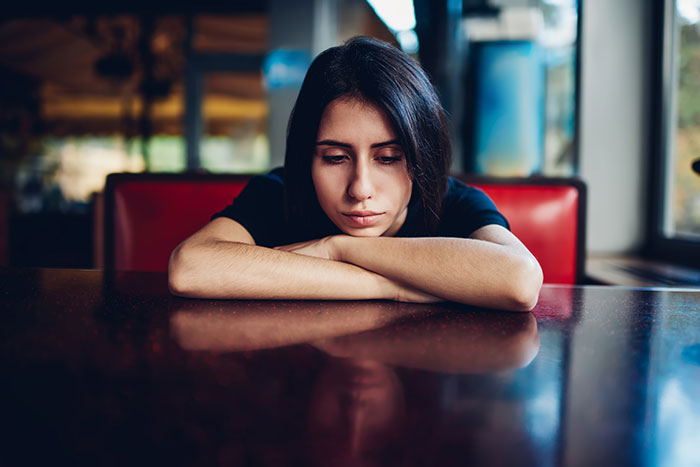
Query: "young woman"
168 36 543 311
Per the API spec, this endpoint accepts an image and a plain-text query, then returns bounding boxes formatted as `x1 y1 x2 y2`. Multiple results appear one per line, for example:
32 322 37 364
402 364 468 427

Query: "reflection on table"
1 268 698 466
172 300 540 466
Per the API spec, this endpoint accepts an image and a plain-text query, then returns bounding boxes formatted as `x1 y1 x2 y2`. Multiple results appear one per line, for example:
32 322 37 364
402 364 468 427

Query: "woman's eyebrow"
316 139 351 148
371 139 400 148
315 139 400 148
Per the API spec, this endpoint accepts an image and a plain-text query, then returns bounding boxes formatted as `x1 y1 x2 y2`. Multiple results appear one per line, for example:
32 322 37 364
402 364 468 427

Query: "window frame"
647 0 700 267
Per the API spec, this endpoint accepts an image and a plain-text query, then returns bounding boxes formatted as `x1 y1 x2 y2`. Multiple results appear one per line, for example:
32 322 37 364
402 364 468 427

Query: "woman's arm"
169 218 541 310
342 225 542 310
167 217 437 302
280 225 543 311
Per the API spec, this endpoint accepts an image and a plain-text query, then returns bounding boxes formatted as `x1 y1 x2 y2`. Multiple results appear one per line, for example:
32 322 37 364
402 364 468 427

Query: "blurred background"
0 0 698 275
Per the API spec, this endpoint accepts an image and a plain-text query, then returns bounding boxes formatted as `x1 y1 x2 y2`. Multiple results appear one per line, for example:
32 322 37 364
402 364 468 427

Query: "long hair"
284 36 451 235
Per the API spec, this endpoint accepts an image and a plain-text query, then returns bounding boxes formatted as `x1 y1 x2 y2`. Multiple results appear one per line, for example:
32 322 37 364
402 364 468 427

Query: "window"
649 0 700 266
199 72 269 174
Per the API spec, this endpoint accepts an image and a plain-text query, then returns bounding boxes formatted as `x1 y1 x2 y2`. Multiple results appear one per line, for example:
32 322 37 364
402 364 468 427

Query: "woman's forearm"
333 235 543 310
168 238 433 301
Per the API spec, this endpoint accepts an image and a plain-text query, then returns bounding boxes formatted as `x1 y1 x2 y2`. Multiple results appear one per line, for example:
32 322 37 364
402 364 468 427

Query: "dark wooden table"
1 268 699 466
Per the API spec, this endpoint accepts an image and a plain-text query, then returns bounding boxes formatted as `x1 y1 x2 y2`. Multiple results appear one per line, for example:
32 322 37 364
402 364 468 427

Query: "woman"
168 36 542 310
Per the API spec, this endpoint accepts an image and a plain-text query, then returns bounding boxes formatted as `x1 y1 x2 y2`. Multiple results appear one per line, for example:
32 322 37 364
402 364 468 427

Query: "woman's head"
284 36 451 235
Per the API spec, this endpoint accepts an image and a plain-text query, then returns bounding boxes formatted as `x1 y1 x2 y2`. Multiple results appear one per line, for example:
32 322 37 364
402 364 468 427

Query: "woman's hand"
276 236 441 303
392 284 442 303
274 235 342 261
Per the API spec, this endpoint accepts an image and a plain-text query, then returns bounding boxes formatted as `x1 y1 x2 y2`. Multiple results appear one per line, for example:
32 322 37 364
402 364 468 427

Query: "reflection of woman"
171 301 540 465
171 300 539 374
307 358 406 467
168 36 542 310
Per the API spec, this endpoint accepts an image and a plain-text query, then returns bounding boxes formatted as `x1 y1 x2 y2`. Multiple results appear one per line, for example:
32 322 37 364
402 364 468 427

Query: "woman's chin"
339 226 387 237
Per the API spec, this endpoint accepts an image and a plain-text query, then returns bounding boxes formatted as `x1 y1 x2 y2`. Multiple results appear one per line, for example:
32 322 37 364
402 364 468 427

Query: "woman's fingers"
394 282 442 303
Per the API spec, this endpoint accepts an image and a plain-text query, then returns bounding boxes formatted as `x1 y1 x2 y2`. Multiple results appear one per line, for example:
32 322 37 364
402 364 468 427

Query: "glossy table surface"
1 268 699 466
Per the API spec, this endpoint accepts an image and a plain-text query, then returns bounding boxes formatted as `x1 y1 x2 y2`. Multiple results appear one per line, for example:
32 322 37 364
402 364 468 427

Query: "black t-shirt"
212 167 509 247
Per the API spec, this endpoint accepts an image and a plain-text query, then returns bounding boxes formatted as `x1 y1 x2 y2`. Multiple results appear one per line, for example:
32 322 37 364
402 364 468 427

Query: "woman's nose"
346 163 374 201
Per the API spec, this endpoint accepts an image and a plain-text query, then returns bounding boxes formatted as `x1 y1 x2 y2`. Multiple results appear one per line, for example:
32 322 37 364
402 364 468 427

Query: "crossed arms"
167 217 543 311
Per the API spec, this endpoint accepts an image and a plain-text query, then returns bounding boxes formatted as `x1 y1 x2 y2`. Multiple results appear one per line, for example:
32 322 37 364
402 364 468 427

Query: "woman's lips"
342 211 384 226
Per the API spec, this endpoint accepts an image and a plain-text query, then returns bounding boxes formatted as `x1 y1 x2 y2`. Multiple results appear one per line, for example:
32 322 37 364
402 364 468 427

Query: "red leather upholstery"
104 173 586 283
463 176 586 284
105 174 250 272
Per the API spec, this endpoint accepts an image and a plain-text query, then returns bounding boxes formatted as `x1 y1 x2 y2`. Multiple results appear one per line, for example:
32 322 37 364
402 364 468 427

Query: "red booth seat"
104 173 250 272
460 175 586 284
105 172 586 284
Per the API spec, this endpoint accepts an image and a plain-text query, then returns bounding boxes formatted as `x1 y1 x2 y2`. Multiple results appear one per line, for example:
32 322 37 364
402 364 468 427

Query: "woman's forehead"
317 98 398 144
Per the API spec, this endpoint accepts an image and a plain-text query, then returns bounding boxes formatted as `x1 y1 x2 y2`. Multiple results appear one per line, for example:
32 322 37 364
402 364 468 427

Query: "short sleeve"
210 169 285 247
437 178 510 238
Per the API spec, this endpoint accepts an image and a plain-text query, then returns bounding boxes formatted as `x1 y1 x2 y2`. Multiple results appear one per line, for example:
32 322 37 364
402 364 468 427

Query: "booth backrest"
459 175 587 284
104 173 251 272
104 172 586 283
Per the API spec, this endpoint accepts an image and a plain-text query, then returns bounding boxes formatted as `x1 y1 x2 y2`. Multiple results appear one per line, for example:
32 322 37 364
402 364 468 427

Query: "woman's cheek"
313 168 340 206
318 168 345 198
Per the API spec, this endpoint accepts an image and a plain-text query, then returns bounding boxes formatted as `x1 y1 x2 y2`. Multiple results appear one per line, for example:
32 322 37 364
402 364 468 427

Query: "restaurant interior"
1 0 699 466
0 0 698 280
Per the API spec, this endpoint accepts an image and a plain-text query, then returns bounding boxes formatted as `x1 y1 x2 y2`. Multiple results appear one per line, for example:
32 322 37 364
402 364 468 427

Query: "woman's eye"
377 155 403 165
322 155 347 164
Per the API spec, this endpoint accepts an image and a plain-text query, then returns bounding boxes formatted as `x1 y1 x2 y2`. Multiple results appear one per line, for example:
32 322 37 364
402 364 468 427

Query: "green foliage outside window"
673 23 700 236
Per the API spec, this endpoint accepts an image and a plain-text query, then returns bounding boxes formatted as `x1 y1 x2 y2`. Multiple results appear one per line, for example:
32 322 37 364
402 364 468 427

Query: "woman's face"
311 98 413 237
